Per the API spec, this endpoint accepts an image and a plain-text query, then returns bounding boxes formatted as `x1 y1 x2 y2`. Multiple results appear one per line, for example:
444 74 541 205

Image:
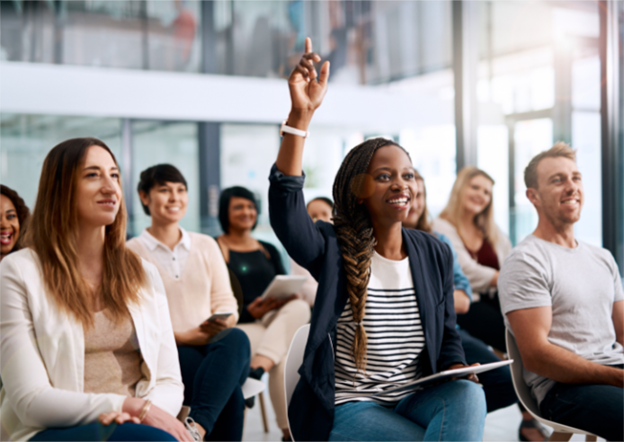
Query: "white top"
334 252 425 405
0 249 184 442
135 227 191 280
127 232 239 332
432 217 512 296
499 235 624 404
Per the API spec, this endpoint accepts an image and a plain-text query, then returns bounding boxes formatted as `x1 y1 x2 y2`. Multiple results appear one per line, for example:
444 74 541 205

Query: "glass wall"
0 0 202 72
196 0 453 84
1 0 452 85
0 114 122 209
476 1 602 246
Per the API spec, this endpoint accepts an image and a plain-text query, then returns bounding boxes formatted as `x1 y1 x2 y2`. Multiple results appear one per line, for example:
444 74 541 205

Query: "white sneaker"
184 416 202 442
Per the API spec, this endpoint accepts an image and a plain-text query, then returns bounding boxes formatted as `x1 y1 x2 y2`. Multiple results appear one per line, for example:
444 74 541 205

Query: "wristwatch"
280 120 310 138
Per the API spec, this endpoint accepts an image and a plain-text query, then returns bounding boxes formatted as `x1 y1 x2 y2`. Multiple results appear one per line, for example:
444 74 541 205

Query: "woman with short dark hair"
0 184 30 261
216 186 310 441
127 164 250 442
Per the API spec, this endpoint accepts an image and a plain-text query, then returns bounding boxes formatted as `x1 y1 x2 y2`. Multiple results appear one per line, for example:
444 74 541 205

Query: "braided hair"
332 137 409 373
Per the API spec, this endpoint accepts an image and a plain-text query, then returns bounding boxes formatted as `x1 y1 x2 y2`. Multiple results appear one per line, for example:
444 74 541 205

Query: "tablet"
372 360 513 396
260 275 307 300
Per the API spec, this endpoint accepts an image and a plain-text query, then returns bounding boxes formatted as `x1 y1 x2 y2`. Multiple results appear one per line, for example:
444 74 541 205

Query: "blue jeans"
458 328 518 413
30 422 176 441
540 365 623 442
329 379 486 441
178 328 251 441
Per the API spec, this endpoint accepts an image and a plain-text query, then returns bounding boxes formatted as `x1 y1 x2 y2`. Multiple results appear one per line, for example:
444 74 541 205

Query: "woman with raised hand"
0 138 192 442
269 38 486 442
127 164 250 442
432 167 512 354
0 185 30 262
403 173 547 442
216 186 310 441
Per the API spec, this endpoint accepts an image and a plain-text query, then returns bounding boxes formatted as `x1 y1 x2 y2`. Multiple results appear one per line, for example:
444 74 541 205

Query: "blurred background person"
291 196 334 306
127 164 250 442
433 166 512 354
216 186 310 441
0 184 30 261
404 172 547 442
171 0 196 69
0 138 190 442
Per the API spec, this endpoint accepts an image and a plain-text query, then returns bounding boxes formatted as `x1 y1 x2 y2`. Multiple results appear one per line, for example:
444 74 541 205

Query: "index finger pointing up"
305 37 312 54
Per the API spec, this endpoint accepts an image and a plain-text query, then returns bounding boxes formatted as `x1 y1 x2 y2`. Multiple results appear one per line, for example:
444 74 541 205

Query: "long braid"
332 137 400 373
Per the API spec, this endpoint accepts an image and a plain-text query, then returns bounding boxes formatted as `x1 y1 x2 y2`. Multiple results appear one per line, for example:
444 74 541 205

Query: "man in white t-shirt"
499 142 623 442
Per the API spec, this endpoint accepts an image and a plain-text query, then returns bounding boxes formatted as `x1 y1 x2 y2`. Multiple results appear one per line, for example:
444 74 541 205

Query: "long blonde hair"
439 166 499 246
25 138 146 327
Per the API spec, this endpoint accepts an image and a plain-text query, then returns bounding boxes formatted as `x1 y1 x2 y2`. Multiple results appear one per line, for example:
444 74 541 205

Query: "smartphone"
204 312 234 324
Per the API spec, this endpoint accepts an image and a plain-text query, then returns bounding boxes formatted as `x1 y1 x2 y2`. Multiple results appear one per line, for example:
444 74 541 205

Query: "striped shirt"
334 252 425 405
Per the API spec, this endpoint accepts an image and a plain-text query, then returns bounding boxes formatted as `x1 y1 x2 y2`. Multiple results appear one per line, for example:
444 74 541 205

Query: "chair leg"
585 436 597 442
548 432 573 441
258 392 269 433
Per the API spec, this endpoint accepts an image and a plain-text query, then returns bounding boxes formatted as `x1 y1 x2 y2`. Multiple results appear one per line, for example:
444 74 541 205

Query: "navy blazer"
268 165 467 441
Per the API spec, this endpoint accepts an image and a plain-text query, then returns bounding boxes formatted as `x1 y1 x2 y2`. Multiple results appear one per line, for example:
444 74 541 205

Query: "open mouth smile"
0 232 14 245
387 194 411 210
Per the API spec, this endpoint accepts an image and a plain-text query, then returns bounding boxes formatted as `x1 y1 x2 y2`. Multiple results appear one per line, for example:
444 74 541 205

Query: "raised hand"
276 37 329 176
288 37 330 115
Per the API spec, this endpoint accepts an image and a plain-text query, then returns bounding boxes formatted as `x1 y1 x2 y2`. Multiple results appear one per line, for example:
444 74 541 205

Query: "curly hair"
332 137 409 373
0 184 30 252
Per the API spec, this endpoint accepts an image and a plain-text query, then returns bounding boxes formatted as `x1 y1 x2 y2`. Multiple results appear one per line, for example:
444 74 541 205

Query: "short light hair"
524 142 577 189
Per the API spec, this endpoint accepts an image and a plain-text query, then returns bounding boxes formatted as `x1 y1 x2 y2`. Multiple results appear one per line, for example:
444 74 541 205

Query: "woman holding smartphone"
127 164 250 441
0 138 190 441
269 38 486 442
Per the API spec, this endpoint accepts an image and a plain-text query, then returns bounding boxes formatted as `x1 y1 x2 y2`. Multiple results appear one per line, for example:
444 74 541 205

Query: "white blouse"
0 249 184 441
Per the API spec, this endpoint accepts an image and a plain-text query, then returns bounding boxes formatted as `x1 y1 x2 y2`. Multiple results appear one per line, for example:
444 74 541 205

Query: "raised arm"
269 38 331 274
507 306 623 387
275 37 330 176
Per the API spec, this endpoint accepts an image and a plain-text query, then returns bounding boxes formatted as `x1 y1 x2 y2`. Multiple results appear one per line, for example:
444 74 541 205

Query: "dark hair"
137 164 188 216
218 186 259 234
0 184 31 252
307 196 334 211
332 137 409 373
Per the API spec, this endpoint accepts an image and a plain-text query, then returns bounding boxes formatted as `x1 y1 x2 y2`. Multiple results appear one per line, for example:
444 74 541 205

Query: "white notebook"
260 275 307 300
369 360 513 396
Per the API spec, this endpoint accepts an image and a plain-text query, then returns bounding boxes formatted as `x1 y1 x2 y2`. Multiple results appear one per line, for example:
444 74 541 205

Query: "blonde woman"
433 166 511 353
0 138 191 441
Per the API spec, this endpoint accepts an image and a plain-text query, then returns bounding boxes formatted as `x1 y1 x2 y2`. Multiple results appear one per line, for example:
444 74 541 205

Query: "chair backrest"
242 377 265 400
284 324 310 414
505 328 598 438
505 329 541 417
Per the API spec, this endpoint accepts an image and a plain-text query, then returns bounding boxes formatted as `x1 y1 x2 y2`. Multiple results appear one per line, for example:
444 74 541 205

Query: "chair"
505 329 599 442
283 324 310 441
242 377 269 433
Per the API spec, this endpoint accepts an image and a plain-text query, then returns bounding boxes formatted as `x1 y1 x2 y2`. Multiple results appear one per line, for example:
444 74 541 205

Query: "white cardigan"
432 218 512 296
0 249 184 441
